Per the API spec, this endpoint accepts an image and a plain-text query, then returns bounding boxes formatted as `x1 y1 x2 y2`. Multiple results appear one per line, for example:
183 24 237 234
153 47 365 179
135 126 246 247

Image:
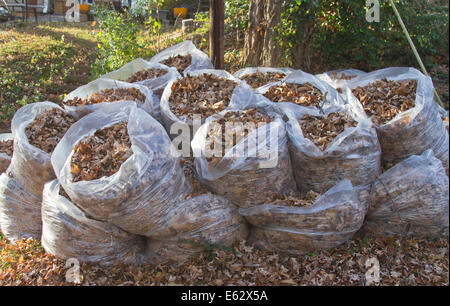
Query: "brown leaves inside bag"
64 88 146 106
25 108 76 154
161 54 192 74
264 82 325 107
125 68 168 83
0 139 14 157
240 71 286 89
351 79 417 126
299 112 357 151
71 122 133 182
169 73 238 121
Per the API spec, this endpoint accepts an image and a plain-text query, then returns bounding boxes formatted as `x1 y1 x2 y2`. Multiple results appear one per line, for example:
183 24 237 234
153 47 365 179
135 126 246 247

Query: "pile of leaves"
205 108 274 168
1 232 448 286
64 88 146 106
169 74 238 120
0 139 13 157
240 71 286 89
270 190 321 208
299 112 357 151
351 79 417 126
71 122 133 182
25 108 76 154
264 83 325 107
161 54 192 74
125 68 168 83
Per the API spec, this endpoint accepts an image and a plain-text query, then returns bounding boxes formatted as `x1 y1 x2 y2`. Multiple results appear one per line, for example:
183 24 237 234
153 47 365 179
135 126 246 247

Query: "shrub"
310 0 449 70
91 4 152 77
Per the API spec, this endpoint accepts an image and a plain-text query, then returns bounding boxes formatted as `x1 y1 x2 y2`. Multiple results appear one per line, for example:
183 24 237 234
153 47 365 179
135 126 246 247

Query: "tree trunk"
243 0 283 67
292 17 315 70
292 0 319 70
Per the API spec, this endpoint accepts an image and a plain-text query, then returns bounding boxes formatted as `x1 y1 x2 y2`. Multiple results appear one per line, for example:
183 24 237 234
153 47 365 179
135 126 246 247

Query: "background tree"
243 0 283 67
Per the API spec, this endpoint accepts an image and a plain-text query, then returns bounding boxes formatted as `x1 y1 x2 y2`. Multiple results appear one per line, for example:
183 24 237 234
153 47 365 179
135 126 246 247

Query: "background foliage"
225 0 449 70
92 4 149 77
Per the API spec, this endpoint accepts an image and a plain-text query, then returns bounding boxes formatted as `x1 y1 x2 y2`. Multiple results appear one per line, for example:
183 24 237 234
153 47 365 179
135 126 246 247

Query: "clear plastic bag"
52 102 192 237
362 149 449 238
100 58 181 96
8 102 61 198
159 69 256 139
315 68 367 90
0 173 42 242
255 69 347 114
345 67 449 172
281 102 381 201
0 133 13 173
41 179 147 266
146 194 249 264
63 78 159 121
148 40 213 75
191 108 298 208
240 179 366 254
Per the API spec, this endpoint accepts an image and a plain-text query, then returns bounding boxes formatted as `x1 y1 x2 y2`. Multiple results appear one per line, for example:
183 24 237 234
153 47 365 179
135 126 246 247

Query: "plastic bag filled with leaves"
233 67 294 89
100 58 181 97
241 179 366 255
191 107 298 208
315 68 367 91
63 78 158 121
345 67 449 172
1 102 76 241
281 102 381 207
41 179 147 266
0 133 13 173
146 194 249 264
0 173 42 242
148 40 213 75
52 102 192 237
159 69 256 140
255 69 346 114
8 102 73 198
362 149 449 238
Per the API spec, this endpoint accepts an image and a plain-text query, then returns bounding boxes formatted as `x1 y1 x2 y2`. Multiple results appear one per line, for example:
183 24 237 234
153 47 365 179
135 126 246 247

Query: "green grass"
0 22 98 125
0 20 211 130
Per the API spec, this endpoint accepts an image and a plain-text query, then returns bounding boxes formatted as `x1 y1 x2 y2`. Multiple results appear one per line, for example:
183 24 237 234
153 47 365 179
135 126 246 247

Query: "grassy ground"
0 22 98 132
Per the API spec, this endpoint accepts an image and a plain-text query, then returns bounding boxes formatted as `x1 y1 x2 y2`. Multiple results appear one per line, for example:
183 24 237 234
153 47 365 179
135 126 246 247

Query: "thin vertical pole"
210 0 224 69
389 0 444 108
